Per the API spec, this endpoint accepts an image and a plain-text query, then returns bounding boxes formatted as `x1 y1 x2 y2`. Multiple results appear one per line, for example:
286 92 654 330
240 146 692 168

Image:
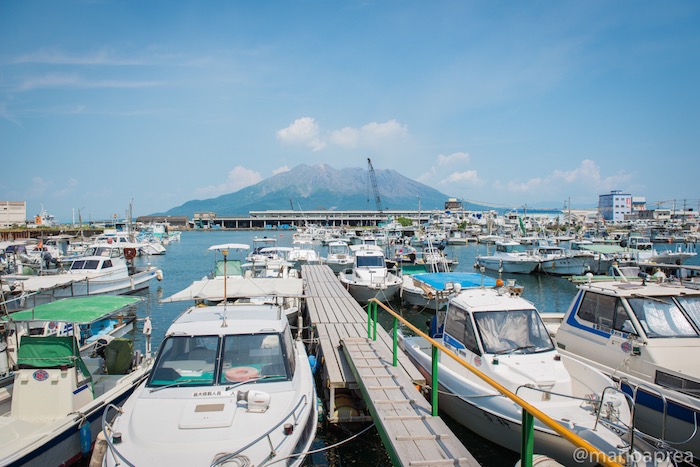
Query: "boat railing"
630 380 670 442
366 298 626 467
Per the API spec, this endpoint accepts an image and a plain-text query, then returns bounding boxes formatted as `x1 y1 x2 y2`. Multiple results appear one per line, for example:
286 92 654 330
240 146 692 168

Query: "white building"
0 201 26 228
598 190 632 223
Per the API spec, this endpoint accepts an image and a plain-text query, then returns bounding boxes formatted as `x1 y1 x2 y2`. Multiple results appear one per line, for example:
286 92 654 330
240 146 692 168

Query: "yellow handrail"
367 298 625 467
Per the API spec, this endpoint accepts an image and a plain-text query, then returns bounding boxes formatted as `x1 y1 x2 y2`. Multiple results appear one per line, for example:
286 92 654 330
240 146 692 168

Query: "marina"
3 228 700 466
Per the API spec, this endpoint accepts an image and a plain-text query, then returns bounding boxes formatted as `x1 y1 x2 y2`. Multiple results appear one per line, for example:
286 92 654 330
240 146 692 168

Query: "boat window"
443 305 480 355
70 260 86 270
474 309 554 354
220 333 289 384
102 260 113 269
357 255 384 268
676 296 700 331
628 297 698 338
148 335 219 387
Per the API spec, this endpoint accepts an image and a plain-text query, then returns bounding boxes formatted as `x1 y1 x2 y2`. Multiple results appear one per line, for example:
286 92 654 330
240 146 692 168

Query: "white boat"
529 243 591 276
400 282 669 465
1 243 163 310
416 246 458 272
100 304 317 467
400 272 496 311
552 276 700 458
338 246 401 304
626 235 697 265
0 296 153 466
321 240 354 274
287 239 321 269
475 240 540 274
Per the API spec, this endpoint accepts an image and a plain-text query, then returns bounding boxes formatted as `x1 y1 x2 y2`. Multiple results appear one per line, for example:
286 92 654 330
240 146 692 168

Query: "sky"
1 1 699 222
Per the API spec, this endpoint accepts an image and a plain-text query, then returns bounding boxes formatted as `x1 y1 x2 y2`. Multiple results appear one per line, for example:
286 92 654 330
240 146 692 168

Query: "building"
598 190 632 223
0 201 27 228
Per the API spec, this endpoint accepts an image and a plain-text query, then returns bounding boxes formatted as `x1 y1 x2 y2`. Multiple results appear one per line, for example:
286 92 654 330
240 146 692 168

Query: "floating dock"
302 265 478 466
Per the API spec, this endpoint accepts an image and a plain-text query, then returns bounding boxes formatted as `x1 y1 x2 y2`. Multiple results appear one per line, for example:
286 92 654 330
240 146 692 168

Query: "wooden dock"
302 265 478 466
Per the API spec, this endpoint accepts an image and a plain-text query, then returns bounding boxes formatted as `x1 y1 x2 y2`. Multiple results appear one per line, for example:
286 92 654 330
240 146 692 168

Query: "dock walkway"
302 265 478 466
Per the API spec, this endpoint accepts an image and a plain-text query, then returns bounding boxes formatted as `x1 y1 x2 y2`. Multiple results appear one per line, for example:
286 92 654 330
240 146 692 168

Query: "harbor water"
120 230 700 466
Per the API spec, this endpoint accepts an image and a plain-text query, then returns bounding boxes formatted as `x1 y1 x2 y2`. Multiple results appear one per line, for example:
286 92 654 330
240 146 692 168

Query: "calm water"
124 230 700 466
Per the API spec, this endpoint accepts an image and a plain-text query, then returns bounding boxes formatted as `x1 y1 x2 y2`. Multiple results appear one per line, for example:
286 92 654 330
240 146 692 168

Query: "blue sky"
2 1 699 222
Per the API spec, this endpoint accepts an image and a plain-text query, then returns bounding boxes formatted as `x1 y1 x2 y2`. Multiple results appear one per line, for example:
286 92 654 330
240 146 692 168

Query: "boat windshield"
498 243 526 253
147 332 293 388
357 255 385 268
676 296 700 330
627 297 698 338
474 309 554 354
149 335 219 387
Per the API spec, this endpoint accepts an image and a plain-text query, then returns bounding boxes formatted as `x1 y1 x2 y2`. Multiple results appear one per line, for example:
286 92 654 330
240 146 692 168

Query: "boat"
400 281 671 465
626 235 697 265
99 303 318 467
321 240 354 274
400 272 496 311
475 240 540 274
287 239 321 269
528 242 591 276
0 243 163 311
551 275 700 458
0 296 153 466
338 246 402 304
416 246 458 272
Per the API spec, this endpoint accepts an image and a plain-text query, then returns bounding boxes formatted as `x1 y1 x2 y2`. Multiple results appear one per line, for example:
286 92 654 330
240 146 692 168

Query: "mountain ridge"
156 164 483 217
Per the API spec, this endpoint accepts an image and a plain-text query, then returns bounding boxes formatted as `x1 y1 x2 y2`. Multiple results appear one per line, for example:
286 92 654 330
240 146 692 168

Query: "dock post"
431 345 439 416
521 409 534 467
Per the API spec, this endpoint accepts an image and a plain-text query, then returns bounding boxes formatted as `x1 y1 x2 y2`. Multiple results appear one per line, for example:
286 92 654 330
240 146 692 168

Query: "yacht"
475 240 540 274
100 304 317 467
338 246 401 304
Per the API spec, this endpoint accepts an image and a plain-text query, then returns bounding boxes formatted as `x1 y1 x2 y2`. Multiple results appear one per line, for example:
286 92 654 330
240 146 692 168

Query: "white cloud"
272 166 290 175
53 178 78 197
437 152 470 166
276 117 325 151
26 177 51 199
278 117 407 151
440 170 483 185
195 166 262 198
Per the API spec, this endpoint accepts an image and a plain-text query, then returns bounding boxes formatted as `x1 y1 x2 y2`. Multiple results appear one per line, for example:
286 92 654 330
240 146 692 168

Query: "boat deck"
302 265 477 466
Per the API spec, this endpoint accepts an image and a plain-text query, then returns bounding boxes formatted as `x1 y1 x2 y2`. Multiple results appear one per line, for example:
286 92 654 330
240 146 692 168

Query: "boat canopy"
3 296 142 324
577 244 627 254
17 335 90 379
161 277 304 303
412 272 497 291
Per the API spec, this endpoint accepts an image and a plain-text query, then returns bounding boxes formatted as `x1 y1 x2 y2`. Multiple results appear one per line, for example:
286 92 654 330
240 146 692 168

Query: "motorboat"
338 246 402 304
551 276 700 458
400 272 496 311
528 243 591 276
400 281 671 465
321 240 354 274
416 246 458 272
626 235 697 265
99 304 317 467
287 239 321 269
475 240 540 274
0 296 152 466
0 243 162 311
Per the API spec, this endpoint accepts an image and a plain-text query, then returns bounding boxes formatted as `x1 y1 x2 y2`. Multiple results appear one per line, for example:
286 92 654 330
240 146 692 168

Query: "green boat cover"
104 338 134 374
3 295 142 324
214 259 243 277
17 335 91 379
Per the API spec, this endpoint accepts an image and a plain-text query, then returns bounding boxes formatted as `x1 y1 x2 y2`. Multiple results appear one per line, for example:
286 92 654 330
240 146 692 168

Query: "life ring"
124 248 137 259
225 366 260 382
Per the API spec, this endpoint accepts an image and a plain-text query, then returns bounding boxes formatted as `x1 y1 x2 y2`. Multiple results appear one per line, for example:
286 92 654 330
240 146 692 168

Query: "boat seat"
188 347 214 363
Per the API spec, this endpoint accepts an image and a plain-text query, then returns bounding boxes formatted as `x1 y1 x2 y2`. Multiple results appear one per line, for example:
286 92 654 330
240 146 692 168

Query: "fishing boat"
475 240 540 274
287 238 321 269
626 235 697 265
0 243 162 311
551 275 700 459
400 281 669 465
400 272 496 311
338 246 402 304
0 296 152 466
99 303 317 467
528 243 591 276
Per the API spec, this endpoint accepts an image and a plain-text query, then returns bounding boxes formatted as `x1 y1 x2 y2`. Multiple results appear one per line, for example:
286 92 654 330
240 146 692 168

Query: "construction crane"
367 158 383 213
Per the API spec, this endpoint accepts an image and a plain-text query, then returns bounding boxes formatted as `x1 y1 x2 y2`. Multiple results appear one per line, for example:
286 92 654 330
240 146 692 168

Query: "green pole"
392 317 398 367
521 409 534 467
431 345 439 416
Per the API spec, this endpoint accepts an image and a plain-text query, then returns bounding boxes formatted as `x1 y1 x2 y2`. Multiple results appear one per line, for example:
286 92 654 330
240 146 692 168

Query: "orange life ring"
124 248 137 259
225 366 260 382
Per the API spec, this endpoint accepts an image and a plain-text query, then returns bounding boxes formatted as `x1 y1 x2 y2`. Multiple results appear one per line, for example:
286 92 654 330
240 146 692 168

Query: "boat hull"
475 257 538 274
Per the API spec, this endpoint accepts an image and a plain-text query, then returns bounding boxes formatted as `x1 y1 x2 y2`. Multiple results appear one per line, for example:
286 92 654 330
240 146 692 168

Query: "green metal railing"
366 299 624 467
